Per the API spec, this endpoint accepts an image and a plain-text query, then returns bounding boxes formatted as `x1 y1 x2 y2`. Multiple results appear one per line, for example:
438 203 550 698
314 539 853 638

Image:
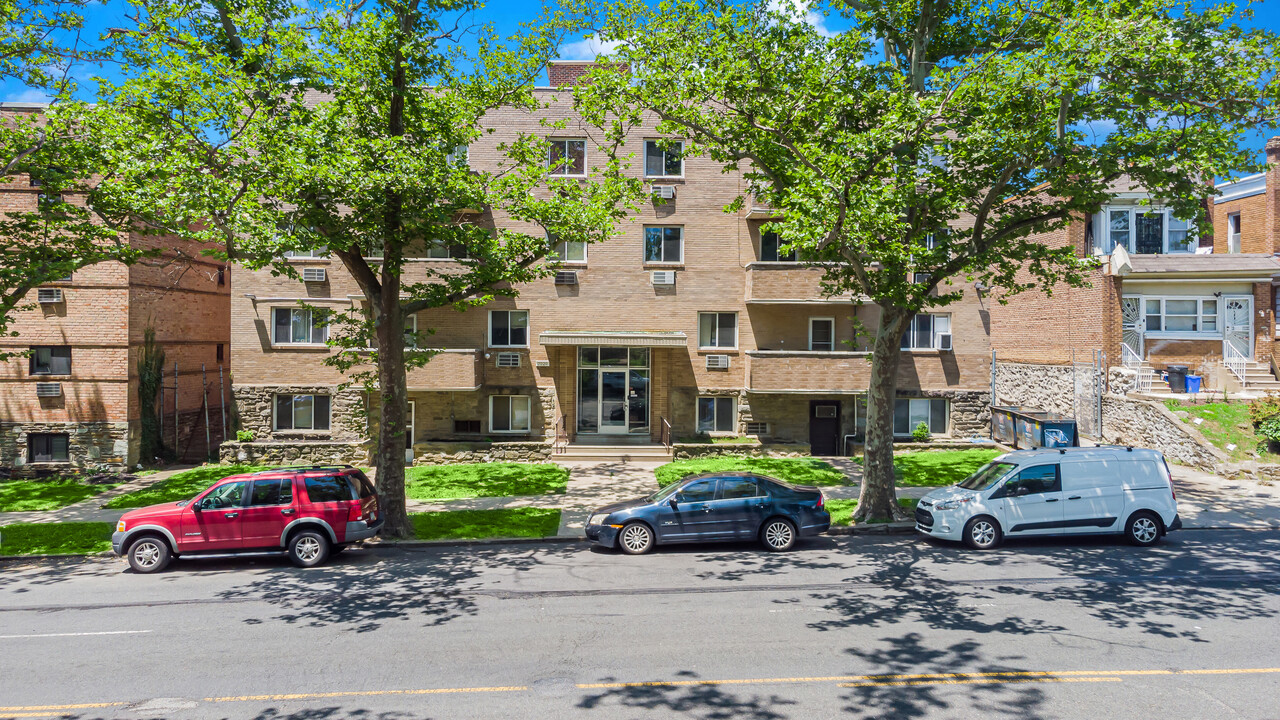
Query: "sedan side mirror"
668 498 679 510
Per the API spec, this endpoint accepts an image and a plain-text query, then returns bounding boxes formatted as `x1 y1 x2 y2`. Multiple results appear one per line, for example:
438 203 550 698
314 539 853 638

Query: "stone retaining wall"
1098 394 1224 471
672 442 811 459
993 362 1076 415
219 440 371 466
411 441 553 465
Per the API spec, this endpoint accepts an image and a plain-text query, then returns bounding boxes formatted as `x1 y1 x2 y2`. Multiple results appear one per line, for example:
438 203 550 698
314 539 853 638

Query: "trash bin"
1186 375 1202 394
1166 364 1189 393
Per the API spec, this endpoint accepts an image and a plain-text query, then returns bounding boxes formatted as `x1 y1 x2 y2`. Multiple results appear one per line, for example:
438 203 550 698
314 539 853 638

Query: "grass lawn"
404 463 569 500
655 457 847 488
1164 400 1277 462
826 498 919 527
0 522 115 556
102 464 269 509
891 449 1003 487
0 479 117 512
409 508 561 540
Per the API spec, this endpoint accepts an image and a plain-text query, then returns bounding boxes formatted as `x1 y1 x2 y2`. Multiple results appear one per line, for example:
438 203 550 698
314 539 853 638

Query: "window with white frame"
489 310 529 347
1099 206 1196 254
274 394 331 431
548 138 586 176
760 231 797 262
644 226 683 263
283 247 327 259
490 395 531 433
698 312 737 349
697 396 736 433
809 318 835 351
272 308 328 345
1142 296 1218 335
893 397 947 436
425 239 467 259
548 232 586 263
404 314 419 349
900 313 950 350
446 144 468 167
644 140 683 177
1228 213 1242 254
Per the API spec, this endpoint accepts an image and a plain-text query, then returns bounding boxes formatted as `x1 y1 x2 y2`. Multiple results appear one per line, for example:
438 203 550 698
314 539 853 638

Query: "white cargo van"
916 447 1181 549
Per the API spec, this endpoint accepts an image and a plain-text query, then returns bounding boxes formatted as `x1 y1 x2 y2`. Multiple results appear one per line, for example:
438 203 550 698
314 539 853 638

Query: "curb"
368 535 588 549
0 551 115 564
827 523 917 535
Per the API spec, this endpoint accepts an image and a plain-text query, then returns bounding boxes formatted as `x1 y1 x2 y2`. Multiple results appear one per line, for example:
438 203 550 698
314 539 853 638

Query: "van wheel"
288 529 330 568
963 516 1002 550
1125 512 1162 547
127 535 172 574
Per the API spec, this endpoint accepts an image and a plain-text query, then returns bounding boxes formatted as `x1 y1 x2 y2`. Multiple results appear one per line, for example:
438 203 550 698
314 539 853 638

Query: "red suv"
112 465 381 573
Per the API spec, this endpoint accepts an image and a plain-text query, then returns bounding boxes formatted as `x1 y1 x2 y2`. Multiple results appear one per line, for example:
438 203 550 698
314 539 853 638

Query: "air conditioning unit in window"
496 352 521 368
301 267 327 282
37 288 63 303
706 354 730 370
35 382 62 397
651 270 676 286
937 333 953 351
651 185 676 200
554 270 578 285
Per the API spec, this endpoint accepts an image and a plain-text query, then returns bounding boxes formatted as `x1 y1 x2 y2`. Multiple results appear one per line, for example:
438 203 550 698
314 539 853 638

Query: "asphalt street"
2 529 1280 719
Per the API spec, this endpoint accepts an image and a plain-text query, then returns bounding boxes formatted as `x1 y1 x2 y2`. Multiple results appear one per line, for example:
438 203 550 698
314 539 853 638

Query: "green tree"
581 0 1280 520
93 0 639 537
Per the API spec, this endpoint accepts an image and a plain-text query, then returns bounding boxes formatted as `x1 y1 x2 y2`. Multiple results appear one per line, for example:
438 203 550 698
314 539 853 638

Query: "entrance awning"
539 330 688 347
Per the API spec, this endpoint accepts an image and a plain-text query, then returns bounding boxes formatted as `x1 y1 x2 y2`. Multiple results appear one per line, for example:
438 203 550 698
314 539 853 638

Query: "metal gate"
1071 350 1104 439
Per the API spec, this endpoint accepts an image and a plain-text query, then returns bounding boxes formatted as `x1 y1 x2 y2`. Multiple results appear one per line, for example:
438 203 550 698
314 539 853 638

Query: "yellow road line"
204 686 528 703
0 713 65 719
0 702 129 711
840 676 1124 688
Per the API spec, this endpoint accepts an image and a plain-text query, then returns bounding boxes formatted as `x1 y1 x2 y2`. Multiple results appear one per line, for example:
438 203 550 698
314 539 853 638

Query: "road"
2 529 1280 719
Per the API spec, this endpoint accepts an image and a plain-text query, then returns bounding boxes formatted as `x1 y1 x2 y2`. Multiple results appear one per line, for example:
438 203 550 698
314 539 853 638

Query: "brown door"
809 401 841 456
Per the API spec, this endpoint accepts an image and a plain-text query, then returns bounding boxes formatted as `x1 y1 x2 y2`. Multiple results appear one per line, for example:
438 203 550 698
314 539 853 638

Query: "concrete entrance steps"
555 443 673 462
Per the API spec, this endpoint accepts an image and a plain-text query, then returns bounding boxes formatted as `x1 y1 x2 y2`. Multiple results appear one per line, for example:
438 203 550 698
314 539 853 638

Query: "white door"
1224 297 1253 360
1120 296 1144 362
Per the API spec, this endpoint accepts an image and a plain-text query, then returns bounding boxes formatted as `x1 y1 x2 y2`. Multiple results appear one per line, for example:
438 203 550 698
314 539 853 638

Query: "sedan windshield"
648 482 683 503
957 462 1017 491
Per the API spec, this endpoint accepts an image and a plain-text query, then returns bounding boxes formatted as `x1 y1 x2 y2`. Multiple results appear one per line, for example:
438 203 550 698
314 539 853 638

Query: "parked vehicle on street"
916 447 1181 549
112 465 382 573
585 472 830 554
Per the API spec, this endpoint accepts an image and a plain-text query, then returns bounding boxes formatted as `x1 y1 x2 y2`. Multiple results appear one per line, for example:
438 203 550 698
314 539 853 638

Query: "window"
809 318 835 351
644 226 683 263
454 419 481 434
1141 297 1218 335
283 248 327 259
446 144 469 167
760 231 797 262
698 312 737 348
1228 213 1242 254
217 266 226 286
1100 206 1196 254
29 346 71 375
1001 465 1061 497
274 394 331 431
677 478 717 502
900 314 951 350
697 396 736 433
489 310 529 347
644 140 683 177
216 344 225 363
404 314 419 349
425 239 467 259
198 481 248 509
549 233 586 263
720 477 761 499
548 138 586 176
406 399 416 449
304 475 353 503
490 395 531 433
36 192 64 210
27 433 68 462
892 398 947 436
272 308 327 345
249 478 293 506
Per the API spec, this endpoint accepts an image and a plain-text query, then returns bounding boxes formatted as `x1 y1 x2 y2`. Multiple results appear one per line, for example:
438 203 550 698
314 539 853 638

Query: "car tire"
618 522 654 555
1125 511 1162 547
963 516 1002 550
127 535 172 574
760 518 797 552
288 529 331 568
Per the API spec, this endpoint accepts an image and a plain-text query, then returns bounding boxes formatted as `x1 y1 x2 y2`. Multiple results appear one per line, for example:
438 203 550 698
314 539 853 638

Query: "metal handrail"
1120 344 1153 393
553 413 568 455
1225 342 1248 389
660 417 672 453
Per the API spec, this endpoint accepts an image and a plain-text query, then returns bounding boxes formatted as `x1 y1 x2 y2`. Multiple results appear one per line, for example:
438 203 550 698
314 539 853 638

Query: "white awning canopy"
539 331 688 347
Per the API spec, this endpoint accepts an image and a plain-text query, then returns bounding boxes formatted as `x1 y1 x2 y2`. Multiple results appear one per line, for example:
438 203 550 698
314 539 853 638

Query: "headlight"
588 513 612 526
933 497 973 512
116 519 126 532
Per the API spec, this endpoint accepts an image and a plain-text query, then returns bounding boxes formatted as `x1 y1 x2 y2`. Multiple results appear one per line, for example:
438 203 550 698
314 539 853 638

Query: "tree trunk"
374 280 413 538
854 306 912 523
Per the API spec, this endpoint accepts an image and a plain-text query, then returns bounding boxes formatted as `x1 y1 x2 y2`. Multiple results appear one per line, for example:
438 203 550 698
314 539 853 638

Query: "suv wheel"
288 529 330 568
127 536 172 574
963 516 1002 550
1125 511 1162 547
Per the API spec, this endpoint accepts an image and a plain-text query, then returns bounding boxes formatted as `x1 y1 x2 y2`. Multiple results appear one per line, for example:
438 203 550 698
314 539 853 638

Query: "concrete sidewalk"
0 465 197 526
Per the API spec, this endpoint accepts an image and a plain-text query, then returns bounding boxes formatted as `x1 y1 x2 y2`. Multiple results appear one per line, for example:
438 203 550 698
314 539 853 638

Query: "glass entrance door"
577 347 650 434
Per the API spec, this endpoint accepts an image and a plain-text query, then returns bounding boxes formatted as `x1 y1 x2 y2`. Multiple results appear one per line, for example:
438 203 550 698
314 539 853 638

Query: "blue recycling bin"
1186 375 1202 394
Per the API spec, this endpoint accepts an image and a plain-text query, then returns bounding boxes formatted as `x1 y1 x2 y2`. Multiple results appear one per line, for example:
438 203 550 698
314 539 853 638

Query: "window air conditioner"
301 267 327 282
652 185 676 200
496 352 521 368
937 333 953 351
554 270 578 285
37 288 63 303
35 382 62 397
651 270 676 286
706 354 730 370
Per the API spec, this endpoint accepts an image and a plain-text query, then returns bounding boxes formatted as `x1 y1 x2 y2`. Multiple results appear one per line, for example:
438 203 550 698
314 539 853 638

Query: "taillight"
347 503 362 522
816 493 825 509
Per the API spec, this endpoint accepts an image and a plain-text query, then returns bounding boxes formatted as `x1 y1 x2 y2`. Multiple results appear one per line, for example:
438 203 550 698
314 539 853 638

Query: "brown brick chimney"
1266 136 1280 253
547 61 626 88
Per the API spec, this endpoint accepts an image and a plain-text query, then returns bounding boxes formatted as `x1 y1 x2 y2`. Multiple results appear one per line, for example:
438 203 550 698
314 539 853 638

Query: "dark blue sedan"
585 472 831 554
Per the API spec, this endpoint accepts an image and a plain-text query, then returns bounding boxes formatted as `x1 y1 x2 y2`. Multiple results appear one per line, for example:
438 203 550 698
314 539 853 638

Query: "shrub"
235 430 255 442
911 421 931 442
1249 394 1280 424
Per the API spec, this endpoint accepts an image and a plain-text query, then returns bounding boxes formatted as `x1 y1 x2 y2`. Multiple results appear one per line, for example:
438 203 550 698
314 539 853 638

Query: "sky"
4 0 1279 161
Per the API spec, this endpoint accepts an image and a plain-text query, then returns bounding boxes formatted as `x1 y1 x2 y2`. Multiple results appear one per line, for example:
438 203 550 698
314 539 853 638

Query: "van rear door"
1060 459 1125 533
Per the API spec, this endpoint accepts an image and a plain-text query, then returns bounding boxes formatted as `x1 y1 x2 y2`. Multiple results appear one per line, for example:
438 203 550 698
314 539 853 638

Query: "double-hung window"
404 314 419 349
548 138 586 176
1101 207 1196 254
548 233 586 263
809 318 835 351
425 239 467 259
697 396 736 433
900 313 950 350
644 140 683 177
490 395 531 433
29 346 71 375
274 394 330 431
893 398 947 436
283 248 327 259
1143 297 1218 335
272 308 327 345
760 231 797 262
28 433 69 462
698 312 737 349
644 226 683 264
489 310 528 347
1228 213 1242 254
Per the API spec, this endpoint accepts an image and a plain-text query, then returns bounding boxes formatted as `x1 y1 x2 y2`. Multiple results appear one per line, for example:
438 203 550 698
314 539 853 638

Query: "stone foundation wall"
672 442 811 460
233 385 368 442
219 440 372 466
411 441 553 464
1 421 134 475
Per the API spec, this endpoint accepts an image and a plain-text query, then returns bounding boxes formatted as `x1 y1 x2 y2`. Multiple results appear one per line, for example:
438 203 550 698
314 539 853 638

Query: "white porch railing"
1121 344 1154 393
1224 342 1248 389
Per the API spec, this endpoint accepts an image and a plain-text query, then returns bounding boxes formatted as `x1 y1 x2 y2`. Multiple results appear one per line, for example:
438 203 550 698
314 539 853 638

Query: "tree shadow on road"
577 671 796 720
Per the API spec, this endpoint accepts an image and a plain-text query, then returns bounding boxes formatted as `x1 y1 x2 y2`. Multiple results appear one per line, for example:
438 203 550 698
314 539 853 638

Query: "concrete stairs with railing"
554 434 674 463
1137 360 1280 396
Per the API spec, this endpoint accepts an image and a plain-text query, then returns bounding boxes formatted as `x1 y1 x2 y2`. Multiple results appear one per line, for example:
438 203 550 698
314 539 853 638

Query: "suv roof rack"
252 464 355 475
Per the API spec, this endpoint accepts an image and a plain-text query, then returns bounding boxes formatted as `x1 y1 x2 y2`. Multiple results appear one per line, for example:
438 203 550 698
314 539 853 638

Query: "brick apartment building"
227 63 993 462
0 105 231 473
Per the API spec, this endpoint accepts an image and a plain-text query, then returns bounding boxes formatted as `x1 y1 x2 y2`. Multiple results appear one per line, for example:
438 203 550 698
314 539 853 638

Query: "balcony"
405 348 481 391
745 263 861 304
747 351 871 393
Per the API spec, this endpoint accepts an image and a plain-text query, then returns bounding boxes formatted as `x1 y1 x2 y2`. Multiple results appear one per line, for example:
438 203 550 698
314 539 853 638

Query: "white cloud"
766 0 835 38
2 88 53 104
559 36 626 61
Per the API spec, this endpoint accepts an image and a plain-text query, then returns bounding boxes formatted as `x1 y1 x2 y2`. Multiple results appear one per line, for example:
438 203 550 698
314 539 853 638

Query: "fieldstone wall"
1108 367 1138 396
1 421 133 475
672 442 811 459
1098 394 1224 471
233 385 368 442
219 440 372 466
944 390 990 438
411 441 553 464
993 362 1075 415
